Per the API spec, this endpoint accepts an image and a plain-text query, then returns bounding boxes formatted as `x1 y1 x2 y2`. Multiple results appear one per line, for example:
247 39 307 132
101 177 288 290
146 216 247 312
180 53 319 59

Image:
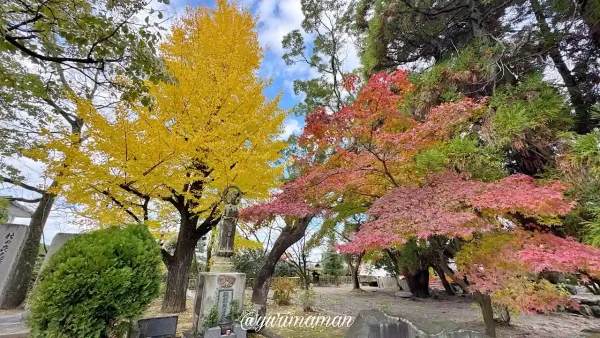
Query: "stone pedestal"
186 272 246 338
210 255 235 273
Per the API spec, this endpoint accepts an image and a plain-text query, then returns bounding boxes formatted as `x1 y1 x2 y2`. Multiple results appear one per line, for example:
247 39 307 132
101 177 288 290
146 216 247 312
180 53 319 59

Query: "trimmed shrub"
271 278 296 306
28 224 162 338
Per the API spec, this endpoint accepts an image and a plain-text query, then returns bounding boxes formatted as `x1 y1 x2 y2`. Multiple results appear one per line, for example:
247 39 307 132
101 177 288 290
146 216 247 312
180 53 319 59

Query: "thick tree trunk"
475 292 496 337
161 215 199 313
402 267 430 298
433 265 455 295
0 188 56 309
351 264 361 290
493 303 511 325
531 0 591 134
347 252 363 290
252 217 312 317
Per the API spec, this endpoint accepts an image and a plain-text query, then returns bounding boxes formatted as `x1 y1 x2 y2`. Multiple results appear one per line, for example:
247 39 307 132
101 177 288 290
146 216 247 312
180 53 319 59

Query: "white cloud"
256 0 304 54
254 0 318 96
280 118 303 139
254 0 360 100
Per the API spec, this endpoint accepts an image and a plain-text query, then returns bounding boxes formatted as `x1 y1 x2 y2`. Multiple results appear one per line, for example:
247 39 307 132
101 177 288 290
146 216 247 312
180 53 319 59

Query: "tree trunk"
531 0 591 134
351 264 361 290
402 267 430 298
161 215 199 313
475 292 496 337
433 265 455 296
298 272 309 290
493 303 511 325
0 188 56 309
205 233 213 272
383 249 403 290
347 252 363 290
252 217 312 317
577 0 600 49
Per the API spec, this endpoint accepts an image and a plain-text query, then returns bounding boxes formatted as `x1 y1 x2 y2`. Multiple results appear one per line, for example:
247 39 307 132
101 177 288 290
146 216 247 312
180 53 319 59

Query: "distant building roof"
7 200 34 218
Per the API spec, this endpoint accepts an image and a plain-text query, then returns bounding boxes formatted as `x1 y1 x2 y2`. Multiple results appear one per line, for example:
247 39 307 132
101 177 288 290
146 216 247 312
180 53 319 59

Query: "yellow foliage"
271 278 297 306
233 235 262 251
36 0 287 226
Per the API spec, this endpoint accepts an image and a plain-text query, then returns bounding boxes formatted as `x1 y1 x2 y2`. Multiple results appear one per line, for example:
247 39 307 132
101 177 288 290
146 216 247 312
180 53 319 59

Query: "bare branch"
1 176 45 194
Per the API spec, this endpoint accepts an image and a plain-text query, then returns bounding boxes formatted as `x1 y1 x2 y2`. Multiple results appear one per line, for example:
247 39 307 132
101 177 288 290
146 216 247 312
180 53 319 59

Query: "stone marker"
345 309 396 338
187 271 246 336
184 187 247 338
345 309 485 338
130 315 178 338
377 276 397 289
398 278 409 291
0 224 29 305
41 232 79 269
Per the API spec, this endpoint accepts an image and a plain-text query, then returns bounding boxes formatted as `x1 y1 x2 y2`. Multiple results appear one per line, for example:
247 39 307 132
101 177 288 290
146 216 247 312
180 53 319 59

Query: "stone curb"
0 311 28 325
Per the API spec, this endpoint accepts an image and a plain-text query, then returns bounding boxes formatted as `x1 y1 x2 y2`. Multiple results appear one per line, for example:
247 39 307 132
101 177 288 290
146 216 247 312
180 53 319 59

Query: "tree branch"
4 196 42 203
1 176 45 194
7 14 44 31
91 186 141 223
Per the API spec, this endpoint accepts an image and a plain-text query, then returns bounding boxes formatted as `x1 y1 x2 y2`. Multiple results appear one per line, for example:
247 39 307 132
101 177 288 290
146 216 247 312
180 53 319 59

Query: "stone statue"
211 186 242 272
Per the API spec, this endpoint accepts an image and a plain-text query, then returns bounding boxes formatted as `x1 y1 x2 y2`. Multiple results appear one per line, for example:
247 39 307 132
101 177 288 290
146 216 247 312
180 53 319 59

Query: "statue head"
223 186 242 205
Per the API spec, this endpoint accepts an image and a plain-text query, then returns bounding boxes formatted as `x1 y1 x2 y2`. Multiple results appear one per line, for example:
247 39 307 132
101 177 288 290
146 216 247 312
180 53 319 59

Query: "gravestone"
184 187 247 338
128 316 178 338
41 232 79 269
0 224 29 305
346 310 485 338
187 271 246 337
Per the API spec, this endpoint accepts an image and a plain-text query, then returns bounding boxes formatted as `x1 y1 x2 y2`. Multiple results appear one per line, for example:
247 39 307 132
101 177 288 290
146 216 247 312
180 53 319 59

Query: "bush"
271 278 296 306
28 224 162 338
297 286 317 312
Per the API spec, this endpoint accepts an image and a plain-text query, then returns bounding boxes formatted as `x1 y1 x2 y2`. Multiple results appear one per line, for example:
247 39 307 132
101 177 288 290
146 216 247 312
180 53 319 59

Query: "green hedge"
28 224 162 338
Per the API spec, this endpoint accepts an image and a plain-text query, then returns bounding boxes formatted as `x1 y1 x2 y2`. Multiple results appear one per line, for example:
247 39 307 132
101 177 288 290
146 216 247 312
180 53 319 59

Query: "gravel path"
312 285 600 338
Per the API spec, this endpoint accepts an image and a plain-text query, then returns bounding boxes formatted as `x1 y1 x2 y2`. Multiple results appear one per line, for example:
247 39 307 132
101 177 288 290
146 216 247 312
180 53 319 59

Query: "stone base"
184 324 246 338
210 256 235 273
190 272 246 336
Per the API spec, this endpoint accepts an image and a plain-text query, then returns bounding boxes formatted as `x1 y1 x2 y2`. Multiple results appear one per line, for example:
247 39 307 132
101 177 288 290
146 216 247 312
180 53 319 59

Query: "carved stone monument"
41 232 79 269
184 187 247 338
0 224 29 305
210 186 241 273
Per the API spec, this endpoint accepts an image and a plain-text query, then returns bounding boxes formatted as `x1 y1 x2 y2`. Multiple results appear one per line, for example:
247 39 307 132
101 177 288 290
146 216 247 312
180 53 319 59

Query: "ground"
139 285 600 338
315 286 600 338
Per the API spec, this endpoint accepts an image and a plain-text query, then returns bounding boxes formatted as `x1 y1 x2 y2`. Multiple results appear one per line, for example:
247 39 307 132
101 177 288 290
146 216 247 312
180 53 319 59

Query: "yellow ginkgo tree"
36 0 287 312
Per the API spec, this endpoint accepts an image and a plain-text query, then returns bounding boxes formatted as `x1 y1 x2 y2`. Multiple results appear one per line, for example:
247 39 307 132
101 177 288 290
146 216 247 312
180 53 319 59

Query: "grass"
249 298 349 338
143 296 195 336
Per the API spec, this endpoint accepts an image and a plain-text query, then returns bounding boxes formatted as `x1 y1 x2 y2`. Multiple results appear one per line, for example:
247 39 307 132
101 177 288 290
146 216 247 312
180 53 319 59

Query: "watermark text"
240 313 354 331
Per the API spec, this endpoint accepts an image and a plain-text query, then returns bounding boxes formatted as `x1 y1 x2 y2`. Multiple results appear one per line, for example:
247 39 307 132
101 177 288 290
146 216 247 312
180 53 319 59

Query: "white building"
6 200 34 223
